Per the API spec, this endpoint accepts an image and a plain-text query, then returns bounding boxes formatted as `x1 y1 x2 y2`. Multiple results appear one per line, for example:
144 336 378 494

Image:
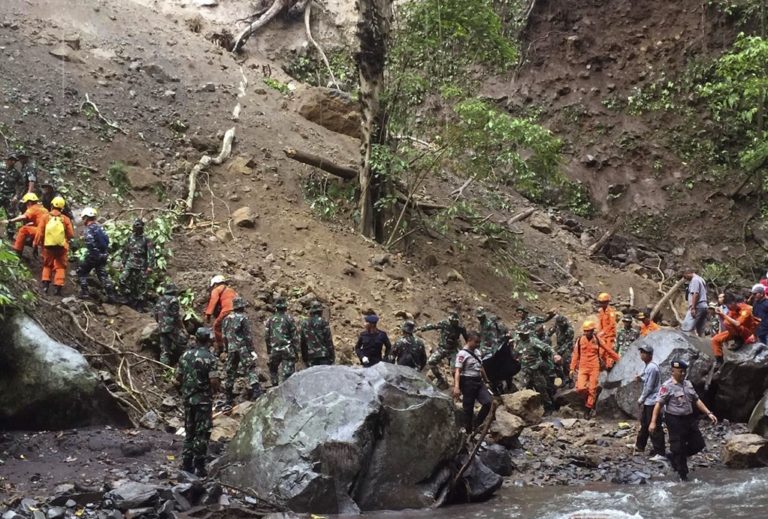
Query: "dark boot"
224 389 235 406
54 285 62 296
194 459 207 478
41 281 50 294
79 287 91 299
181 457 194 473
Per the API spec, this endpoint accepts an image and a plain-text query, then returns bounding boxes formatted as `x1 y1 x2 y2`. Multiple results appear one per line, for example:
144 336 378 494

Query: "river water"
364 468 768 519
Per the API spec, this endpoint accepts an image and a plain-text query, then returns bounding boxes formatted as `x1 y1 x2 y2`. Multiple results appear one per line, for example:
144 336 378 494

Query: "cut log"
650 278 685 321
507 207 536 224
283 147 357 180
588 227 616 256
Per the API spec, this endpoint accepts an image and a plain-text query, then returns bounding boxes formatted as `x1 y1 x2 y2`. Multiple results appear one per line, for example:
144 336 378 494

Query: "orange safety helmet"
597 292 611 302
582 320 597 331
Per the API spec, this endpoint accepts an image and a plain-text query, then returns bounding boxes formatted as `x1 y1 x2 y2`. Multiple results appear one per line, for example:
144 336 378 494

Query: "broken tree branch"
283 147 357 180
507 207 536 224
185 127 235 214
650 278 685 321
81 93 127 135
304 2 340 90
588 227 617 256
232 0 291 53
450 176 475 200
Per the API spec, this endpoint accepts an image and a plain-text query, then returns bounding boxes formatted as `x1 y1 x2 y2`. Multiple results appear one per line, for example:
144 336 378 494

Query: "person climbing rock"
649 360 717 481
2 192 47 257
118 219 155 311
300 301 335 367
682 267 709 337
570 320 619 419
633 344 666 460
712 292 758 365
154 282 185 366
266 297 299 385
77 207 117 302
516 329 555 409
637 312 661 336
176 327 220 477
204 275 238 353
453 331 493 434
596 292 618 368
33 196 74 296
615 314 639 356
417 310 468 387
392 320 427 370
354 313 391 368
548 315 574 385
223 296 262 403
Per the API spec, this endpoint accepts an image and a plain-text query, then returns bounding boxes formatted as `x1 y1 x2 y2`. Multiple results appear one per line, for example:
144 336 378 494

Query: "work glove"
361 356 370 366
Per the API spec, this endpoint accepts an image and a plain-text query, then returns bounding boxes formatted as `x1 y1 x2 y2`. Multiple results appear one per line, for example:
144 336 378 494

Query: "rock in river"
216 364 464 513
710 342 768 422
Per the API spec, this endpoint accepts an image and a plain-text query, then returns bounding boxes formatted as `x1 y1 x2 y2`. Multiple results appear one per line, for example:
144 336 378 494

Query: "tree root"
232 0 291 53
304 2 340 89
184 127 235 214
80 93 127 135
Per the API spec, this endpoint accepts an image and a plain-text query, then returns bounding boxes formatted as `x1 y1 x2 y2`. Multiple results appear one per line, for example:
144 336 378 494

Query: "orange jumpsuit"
597 306 618 366
640 321 661 336
205 284 238 350
33 210 74 287
570 334 620 409
711 303 758 357
13 203 48 252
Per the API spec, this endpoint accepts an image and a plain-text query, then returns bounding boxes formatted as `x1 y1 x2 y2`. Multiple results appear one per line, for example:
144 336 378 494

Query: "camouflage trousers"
78 254 114 294
159 328 186 366
182 402 212 464
268 347 296 386
523 369 553 408
428 346 457 383
306 357 333 367
118 267 147 306
225 347 259 393
0 200 16 240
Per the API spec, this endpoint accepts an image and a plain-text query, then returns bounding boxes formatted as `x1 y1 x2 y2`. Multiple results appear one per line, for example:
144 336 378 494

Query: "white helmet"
210 274 226 287
81 207 97 219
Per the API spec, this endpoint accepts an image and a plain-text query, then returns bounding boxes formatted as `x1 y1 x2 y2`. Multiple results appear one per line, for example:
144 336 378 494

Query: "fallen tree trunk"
283 147 357 180
650 278 685 321
507 207 536 224
588 227 617 256
185 128 236 213
232 0 292 53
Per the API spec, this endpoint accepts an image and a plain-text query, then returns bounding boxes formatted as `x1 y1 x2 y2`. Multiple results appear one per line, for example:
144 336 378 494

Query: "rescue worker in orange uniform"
637 311 661 336
596 292 618 366
204 275 239 353
2 192 48 257
712 292 758 366
570 320 620 418
33 196 74 296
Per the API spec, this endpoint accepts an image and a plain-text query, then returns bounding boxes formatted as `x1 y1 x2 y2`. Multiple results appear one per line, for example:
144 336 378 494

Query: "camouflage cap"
516 306 528 314
555 315 568 324
195 327 212 342
621 314 633 322
475 307 486 318
402 320 416 332
309 301 323 313
274 297 287 310
449 311 460 321
232 296 246 310
164 282 179 295
132 218 145 229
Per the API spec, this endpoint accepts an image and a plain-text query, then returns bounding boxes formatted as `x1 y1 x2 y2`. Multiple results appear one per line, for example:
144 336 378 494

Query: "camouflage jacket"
265 311 298 354
392 334 427 369
615 327 640 355
176 344 217 405
516 337 554 374
417 319 468 351
223 311 253 353
122 234 155 270
300 315 334 362
479 315 508 353
83 222 110 258
19 160 37 184
514 315 551 339
548 322 575 356
0 164 25 200
154 294 181 334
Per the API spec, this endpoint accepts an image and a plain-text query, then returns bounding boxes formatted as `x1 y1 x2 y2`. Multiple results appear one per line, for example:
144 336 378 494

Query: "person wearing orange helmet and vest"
637 311 661 337
712 292 759 366
2 192 48 257
570 320 619 418
596 292 618 366
33 195 74 296
204 275 239 353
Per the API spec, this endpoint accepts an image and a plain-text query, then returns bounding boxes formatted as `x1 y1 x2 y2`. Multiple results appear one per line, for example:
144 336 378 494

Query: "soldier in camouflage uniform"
392 320 427 370
175 327 220 477
118 219 155 310
154 282 185 366
223 296 262 404
615 314 640 356
16 153 37 193
548 315 575 385
300 301 335 367
476 307 508 355
77 207 117 302
0 154 26 241
515 329 555 409
266 297 298 386
417 311 468 387
514 306 556 339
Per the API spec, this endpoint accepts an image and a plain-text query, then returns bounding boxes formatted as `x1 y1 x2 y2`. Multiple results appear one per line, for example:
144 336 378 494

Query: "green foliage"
107 161 130 198
0 240 34 316
302 175 356 220
285 49 358 93
178 288 199 322
701 261 742 289
707 0 764 23
263 77 291 95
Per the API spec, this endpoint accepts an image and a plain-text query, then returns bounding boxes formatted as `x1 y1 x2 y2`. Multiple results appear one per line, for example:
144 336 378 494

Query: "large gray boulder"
711 343 768 422
0 314 129 429
216 364 463 514
722 434 768 468
748 391 768 438
598 330 713 419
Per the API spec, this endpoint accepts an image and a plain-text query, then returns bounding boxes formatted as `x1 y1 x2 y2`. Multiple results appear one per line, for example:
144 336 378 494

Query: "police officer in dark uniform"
649 360 718 481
